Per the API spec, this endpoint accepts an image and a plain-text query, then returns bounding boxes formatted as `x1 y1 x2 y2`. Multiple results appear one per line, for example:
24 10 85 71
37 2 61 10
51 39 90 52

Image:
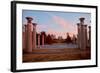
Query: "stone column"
80 25 85 49
26 17 33 53
77 23 81 48
79 17 86 49
84 25 88 48
25 25 28 49
22 31 25 50
37 33 40 47
89 26 91 48
23 25 27 50
32 23 37 49
41 32 45 46
81 25 87 49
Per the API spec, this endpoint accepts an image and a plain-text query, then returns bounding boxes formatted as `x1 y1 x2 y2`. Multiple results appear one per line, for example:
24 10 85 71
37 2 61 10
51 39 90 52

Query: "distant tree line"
36 32 77 45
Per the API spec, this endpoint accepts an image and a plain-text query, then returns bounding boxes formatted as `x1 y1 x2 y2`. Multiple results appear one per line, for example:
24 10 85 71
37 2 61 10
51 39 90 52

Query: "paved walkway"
23 48 90 62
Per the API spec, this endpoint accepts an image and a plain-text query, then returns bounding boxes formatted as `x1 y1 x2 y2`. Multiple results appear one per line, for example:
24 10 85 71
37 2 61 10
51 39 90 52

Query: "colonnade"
23 17 45 53
77 17 91 49
23 17 91 53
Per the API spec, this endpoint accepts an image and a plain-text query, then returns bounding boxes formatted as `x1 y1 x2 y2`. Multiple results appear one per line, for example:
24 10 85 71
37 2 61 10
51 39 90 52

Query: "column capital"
41 31 45 33
79 17 85 24
77 23 80 26
79 17 85 22
24 24 27 27
37 33 40 35
88 26 91 28
84 25 87 27
26 17 33 23
32 23 37 27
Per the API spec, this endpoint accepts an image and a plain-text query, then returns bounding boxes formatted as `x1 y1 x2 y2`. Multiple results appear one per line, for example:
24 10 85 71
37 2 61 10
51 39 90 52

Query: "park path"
23 48 90 62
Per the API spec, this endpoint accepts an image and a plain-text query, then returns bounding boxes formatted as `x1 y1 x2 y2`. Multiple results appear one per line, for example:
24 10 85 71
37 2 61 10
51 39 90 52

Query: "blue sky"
22 10 91 39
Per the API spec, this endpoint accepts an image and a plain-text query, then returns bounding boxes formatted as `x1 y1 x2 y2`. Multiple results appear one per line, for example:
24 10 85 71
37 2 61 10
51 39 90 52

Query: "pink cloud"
52 15 77 34
45 15 78 38
53 16 73 28
53 16 68 29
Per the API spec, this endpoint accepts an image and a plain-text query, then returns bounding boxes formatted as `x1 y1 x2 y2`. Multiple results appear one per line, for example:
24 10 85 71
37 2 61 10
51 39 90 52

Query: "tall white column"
26 17 33 53
41 32 45 46
23 25 27 51
77 23 81 48
89 26 91 48
84 25 88 48
81 25 86 49
81 25 87 49
37 33 40 47
32 23 37 49
79 17 86 49
22 31 25 50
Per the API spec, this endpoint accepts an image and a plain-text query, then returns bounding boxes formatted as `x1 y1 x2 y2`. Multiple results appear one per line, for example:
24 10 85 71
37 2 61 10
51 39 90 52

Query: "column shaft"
32 23 37 49
22 32 25 50
27 23 32 52
89 26 91 48
77 23 81 48
41 34 44 46
24 25 27 50
37 34 40 47
84 25 88 48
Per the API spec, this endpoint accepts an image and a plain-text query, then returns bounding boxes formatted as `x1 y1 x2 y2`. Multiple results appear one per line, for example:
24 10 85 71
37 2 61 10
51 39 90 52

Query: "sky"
22 10 91 39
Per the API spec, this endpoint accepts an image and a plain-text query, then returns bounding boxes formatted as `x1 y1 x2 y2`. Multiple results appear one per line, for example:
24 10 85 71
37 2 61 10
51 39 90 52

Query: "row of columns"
23 17 45 53
37 33 45 47
77 17 91 49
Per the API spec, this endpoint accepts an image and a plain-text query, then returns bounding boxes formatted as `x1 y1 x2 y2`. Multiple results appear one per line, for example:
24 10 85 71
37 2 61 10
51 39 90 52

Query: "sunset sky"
22 10 91 39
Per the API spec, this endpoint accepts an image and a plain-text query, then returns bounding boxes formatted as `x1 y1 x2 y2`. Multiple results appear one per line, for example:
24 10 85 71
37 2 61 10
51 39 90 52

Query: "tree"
72 34 77 44
46 34 53 44
65 33 72 44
